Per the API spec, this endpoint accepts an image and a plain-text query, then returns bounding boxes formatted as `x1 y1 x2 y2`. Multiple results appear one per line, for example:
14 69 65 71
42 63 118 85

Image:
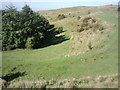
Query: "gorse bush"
77 16 81 20
57 14 66 20
2 5 58 50
83 17 91 23
77 27 84 32
77 16 105 32
99 26 104 31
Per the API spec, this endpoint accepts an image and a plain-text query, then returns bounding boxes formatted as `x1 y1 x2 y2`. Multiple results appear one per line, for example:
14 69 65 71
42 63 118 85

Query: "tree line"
2 5 66 51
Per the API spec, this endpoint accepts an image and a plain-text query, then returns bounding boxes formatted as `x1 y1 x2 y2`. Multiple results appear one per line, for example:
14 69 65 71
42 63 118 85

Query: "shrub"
88 42 92 50
77 27 84 32
83 17 91 23
99 26 104 31
91 19 96 23
57 14 66 20
76 16 104 33
88 11 91 14
77 16 81 20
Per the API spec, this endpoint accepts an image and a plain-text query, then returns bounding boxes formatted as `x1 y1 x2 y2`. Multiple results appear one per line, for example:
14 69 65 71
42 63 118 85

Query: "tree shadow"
41 35 69 48
34 25 70 49
2 71 26 82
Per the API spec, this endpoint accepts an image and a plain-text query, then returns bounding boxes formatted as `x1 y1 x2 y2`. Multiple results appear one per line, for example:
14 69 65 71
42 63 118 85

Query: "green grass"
2 5 118 87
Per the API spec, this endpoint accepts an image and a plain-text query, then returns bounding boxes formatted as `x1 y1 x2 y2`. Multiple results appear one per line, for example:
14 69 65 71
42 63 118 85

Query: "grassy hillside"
2 5 118 88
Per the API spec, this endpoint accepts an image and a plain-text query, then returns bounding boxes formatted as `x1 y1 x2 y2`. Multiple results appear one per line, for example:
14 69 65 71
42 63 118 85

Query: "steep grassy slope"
2 5 118 88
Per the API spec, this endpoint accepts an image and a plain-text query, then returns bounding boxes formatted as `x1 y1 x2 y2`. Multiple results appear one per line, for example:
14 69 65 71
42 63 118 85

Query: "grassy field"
2 5 118 88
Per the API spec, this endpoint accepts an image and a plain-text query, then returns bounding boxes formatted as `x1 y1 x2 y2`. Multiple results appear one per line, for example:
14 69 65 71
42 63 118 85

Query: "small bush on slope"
57 14 66 20
77 16 104 32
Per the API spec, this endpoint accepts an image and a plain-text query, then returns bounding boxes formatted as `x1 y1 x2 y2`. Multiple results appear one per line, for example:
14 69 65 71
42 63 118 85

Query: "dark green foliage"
99 26 104 31
83 17 91 23
57 14 66 20
77 16 104 32
2 5 68 50
25 37 35 49
2 5 51 50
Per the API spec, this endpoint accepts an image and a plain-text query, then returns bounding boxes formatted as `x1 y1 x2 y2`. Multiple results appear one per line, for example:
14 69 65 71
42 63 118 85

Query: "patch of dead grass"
2 73 118 88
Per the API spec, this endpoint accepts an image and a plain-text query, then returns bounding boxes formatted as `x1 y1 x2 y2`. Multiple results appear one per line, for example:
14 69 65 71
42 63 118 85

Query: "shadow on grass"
2 71 26 82
34 26 70 49
41 35 69 48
